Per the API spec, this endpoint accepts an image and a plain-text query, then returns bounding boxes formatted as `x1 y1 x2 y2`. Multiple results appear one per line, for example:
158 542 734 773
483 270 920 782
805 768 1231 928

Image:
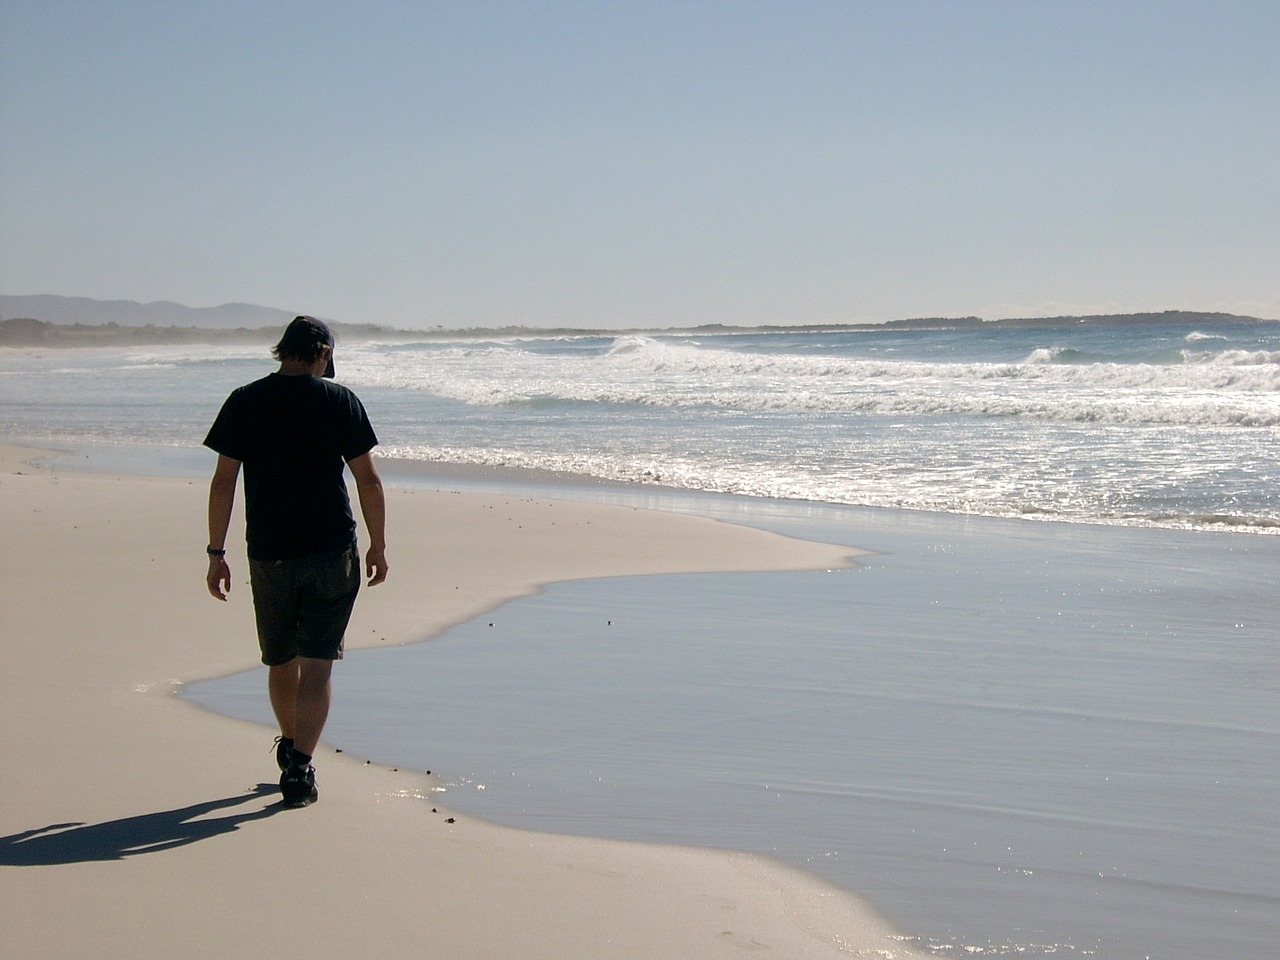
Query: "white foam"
339 338 1280 428
9 329 1279 534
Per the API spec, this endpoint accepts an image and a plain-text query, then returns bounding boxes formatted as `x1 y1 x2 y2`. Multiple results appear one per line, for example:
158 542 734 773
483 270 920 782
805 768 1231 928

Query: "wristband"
206 545 226 557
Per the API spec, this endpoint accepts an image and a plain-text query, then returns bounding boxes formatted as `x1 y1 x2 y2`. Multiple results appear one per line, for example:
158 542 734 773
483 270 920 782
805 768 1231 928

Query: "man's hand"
206 455 240 602
207 555 232 601
348 451 388 587
365 546 388 586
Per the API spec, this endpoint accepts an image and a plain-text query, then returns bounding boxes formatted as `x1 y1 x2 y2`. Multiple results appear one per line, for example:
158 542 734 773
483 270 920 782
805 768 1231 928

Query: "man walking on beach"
203 316 388 808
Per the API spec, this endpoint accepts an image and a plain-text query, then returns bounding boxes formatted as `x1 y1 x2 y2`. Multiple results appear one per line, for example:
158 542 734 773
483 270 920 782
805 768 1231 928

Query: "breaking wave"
341 336 1280 428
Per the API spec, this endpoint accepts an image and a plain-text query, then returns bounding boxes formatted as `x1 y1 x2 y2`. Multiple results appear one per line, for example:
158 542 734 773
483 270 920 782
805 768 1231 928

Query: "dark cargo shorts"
248 543 361 666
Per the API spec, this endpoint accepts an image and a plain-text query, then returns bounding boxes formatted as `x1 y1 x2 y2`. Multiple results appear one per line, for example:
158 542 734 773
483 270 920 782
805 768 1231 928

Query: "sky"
2 1 1277 329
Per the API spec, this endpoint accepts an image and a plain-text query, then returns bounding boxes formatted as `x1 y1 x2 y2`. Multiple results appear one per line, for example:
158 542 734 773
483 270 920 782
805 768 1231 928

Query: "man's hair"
273 316 334 365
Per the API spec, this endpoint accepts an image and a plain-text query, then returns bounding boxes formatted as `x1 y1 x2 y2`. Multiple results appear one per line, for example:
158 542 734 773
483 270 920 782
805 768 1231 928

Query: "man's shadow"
0 784 285 865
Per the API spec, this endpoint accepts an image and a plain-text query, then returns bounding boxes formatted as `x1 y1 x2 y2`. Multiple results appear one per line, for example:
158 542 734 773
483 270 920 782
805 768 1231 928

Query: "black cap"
278 316 336 378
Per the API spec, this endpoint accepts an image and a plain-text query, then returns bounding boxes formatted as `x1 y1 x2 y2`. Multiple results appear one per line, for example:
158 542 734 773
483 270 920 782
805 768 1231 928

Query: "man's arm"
347 451 388 586
206 454 241 600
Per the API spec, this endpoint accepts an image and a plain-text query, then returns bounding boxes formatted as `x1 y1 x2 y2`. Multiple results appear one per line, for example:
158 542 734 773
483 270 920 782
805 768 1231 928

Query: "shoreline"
18 434 1280 538
0 444 925 960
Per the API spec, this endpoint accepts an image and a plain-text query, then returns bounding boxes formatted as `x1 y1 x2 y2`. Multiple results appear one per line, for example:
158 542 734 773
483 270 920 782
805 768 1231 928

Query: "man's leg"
292 656 333 759
278 547 353 806
268 659 300 739
278 657 331 808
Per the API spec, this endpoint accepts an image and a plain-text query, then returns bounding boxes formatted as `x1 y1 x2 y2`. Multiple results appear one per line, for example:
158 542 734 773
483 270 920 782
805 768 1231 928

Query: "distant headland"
1 294 1275 348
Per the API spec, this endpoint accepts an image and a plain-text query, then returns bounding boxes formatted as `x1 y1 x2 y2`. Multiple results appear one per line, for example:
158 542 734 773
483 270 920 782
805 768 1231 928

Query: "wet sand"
0 445 923 960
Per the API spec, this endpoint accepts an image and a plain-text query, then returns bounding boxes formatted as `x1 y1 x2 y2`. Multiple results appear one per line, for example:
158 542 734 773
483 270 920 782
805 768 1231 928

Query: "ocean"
4 315 1280 532
4 316 1279 957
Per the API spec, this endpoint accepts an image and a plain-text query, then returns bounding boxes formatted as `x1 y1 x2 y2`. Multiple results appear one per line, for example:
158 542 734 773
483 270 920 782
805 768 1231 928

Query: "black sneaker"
273 736 294 772
280 764 318 808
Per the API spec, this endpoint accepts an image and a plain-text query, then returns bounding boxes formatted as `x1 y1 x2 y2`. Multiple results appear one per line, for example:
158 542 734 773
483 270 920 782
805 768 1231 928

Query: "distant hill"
0 294 313 330
0 295 422 347
931 310 1273 330
2 295 1275 348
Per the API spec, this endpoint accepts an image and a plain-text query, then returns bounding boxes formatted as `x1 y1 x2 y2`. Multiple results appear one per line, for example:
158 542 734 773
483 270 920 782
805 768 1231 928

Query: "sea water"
3 316 1279 531
5 317 1279 956
185 494 1280 959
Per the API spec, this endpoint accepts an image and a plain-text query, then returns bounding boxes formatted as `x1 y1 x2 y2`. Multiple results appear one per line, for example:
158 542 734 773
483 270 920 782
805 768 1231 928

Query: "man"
204 316 388 808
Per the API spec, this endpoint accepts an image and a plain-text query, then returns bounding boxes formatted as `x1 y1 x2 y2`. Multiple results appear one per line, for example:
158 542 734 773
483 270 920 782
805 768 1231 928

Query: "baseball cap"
278 315 336 377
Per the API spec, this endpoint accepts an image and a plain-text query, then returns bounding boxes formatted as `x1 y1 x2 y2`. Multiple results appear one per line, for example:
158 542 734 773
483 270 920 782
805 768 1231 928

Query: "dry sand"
0 444 925 959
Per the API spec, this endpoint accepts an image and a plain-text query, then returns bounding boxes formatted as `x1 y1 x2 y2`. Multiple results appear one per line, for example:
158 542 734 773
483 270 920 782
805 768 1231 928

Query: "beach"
0 444 926 960
3 317 1278 957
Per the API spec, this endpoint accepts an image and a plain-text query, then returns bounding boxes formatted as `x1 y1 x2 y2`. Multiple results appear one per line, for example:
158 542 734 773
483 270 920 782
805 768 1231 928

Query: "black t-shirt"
204 373 378 560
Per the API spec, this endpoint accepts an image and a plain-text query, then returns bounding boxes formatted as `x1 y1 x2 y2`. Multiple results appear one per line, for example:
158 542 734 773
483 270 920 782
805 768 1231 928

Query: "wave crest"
336 335 1280 428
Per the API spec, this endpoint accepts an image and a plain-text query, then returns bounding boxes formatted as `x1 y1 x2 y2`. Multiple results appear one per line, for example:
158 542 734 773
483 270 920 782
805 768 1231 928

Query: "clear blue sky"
2 1 1277 328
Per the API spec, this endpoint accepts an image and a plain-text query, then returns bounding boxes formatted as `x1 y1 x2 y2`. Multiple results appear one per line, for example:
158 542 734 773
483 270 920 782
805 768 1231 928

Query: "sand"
0 444 924 959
